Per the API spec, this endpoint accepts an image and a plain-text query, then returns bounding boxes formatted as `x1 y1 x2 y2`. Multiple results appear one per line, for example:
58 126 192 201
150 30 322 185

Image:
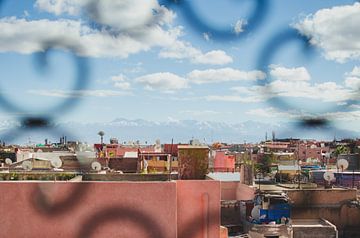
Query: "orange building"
213 151 235 172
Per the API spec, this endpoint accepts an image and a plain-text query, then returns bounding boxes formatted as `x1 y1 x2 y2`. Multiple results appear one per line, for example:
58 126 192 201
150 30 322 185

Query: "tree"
254 153 275 174
98 131 105 144
333 145 350 157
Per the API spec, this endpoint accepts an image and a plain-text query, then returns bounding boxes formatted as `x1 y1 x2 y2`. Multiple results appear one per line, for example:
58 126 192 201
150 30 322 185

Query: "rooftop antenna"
168 138 173 181
91 161 102 171
337 159 349 172
323 171 335 188
51 158 63 169
22 160 33 171
5 158 12 166
337 159 349 186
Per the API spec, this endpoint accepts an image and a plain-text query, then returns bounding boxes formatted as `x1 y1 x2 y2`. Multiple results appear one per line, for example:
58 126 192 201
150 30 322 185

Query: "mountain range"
1 118 358 145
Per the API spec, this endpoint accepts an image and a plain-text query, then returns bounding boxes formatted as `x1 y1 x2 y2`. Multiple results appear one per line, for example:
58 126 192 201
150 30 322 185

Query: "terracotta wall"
287 189 357 205
288 189 360 234
220 182 255 201
177 180 221 238
0 180 221 238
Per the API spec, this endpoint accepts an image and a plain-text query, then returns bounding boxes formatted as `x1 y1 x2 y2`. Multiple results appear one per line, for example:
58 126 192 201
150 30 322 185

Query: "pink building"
296 142 330 163
95 144 156 172
213 151 235 172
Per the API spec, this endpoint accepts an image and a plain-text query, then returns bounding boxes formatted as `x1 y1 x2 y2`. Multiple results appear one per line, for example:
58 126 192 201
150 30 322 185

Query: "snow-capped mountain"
0 118 357 144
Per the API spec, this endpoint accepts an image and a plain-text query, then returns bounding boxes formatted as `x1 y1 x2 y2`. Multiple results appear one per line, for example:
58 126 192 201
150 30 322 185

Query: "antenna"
22 160 33 171
91 161 102 171
337 159 349 172
51 158 63 169
323 171 335 186
5 158 12 165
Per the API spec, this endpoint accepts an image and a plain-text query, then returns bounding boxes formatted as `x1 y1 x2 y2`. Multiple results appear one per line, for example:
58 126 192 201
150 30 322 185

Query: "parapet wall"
288 189 360 237
0 180 220 238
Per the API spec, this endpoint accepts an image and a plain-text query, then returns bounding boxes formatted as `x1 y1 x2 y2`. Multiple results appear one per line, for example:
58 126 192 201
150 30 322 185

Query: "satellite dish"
337 159 349 171
22 160 33 171
251 205 261 221
5 158 12 165
323 171 335 182
51 158 63 169
91 161 102 171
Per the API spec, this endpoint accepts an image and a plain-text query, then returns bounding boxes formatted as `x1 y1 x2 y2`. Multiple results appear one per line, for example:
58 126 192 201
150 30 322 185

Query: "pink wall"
220 182 256 201
0 180 220 238
213 151 235 172
177 180 221 238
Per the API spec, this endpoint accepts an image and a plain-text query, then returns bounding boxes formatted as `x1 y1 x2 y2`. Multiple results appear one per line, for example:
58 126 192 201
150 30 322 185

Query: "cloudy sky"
0 0 359 139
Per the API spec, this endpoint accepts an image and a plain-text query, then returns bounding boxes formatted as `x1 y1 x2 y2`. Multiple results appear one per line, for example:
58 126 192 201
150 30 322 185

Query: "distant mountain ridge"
0 118 358 144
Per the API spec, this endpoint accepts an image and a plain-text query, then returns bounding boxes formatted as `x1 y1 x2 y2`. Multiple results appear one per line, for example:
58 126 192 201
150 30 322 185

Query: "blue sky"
0 0 359 138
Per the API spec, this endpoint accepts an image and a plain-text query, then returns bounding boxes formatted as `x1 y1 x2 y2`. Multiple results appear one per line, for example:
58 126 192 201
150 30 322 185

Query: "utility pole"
168 138 173 181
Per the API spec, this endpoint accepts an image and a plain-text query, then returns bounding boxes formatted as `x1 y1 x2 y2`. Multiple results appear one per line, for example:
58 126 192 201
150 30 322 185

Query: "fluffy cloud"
0 17 177 58
23 0 232 65
269 65 310 81
28 89 131 97
294 2 360 63
206 65 359 104
234 19 247 34
35 0 85 16
188 68 265 84
180 110 224 116
134 72 188 92
125 67 265 92
245 107 297 118
0 0 233 65
267 65 355 102
204 95 263 103
159 40 233 65
35 0 171 30
245 107 360 122
111 74 131 90
345 66 360 89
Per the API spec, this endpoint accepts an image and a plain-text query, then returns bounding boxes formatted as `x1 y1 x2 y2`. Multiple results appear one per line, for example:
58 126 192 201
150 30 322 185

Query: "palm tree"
98 131 105 144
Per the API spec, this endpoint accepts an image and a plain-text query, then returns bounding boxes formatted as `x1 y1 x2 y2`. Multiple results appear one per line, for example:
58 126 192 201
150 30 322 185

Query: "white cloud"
206 65 359 104
267 65 357 103
203 32 210 41
0 17 178 58
84 1 174 32
325 110 360 121
245 107 360 122
127 67 264 92
0 0 232 65
204 95 263 103
345 66 360 89
35 0 85 16
245 107 296 118
269 65 311 81
294 2 360 63
180 110 225 117
159 40 233 65
192 50 233 65
111 74 127 82
134 72 188 92
113 82 131 90
35 0 174 32
111 74 131 90
234 19 247 34
28 89 131 97
188 67 265 84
